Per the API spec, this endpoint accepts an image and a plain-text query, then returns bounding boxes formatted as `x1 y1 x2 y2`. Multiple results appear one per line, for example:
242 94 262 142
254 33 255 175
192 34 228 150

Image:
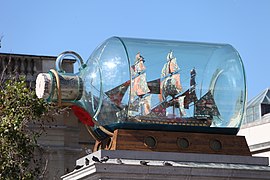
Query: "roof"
247 88 270 108
0 52 76 63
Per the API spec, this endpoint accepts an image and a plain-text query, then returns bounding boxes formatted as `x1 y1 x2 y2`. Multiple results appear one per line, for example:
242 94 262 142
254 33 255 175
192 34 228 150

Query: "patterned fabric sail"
195 91 220 117
105 80 130 107
130 53 151 115
183 68 198 109
160 51 182 99
149 102 167 117
131 53 150 97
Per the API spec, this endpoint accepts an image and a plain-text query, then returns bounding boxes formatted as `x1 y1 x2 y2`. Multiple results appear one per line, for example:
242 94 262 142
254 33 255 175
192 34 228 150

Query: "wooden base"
94 129 251 156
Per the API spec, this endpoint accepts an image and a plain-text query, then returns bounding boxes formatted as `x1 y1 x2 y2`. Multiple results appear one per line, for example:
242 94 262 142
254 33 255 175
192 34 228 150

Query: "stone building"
0 53 95 179
238 88 270 164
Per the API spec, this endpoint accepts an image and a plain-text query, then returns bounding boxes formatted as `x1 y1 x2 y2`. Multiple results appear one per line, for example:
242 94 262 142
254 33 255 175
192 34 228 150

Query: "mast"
190 67 197 115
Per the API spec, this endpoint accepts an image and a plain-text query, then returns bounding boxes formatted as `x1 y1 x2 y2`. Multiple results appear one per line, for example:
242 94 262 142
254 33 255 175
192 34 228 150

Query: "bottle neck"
36 71 83 103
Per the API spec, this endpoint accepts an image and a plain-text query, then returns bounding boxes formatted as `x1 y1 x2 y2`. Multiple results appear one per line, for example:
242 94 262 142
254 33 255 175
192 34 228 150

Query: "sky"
0 0 270 100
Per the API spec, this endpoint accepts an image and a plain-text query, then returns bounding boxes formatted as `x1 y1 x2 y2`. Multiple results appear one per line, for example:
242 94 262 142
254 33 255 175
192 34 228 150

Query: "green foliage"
0 77 50 180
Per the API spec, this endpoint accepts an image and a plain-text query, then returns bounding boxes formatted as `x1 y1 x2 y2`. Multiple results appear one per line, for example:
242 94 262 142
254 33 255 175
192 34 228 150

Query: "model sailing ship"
105 51 220 128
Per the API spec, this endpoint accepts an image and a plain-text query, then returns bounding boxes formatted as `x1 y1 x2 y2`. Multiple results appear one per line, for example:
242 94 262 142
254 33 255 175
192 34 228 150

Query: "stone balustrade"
1 55 35 76
0 53 74 87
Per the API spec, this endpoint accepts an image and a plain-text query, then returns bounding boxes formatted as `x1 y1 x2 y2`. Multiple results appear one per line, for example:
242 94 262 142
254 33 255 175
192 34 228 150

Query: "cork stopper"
35 72 83 101
35 73 53 99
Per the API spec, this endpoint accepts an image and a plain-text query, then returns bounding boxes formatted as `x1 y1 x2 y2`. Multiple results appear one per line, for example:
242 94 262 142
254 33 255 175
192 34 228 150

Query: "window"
261 104 270 116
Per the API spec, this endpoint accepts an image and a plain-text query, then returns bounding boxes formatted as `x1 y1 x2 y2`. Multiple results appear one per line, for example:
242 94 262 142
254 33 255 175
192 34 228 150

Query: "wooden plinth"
94 129 251 156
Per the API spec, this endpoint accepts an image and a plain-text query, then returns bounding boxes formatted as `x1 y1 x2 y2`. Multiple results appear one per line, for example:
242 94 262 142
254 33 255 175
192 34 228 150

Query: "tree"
0 34 3 48
0 76 51 179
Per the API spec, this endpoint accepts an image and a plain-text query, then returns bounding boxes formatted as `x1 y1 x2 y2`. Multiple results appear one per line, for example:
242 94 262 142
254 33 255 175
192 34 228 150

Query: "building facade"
0 53 95 179
238 88 270 164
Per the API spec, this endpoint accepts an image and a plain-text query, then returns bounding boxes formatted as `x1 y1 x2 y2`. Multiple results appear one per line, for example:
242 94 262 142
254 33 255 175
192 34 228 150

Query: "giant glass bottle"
36 37 247 140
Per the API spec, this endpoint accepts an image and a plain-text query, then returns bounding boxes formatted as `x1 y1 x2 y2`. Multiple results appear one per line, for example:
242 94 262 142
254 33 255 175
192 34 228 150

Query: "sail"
105 77 157 110
195 91 220 117
182 90 198 109
182 90 191 109
160 51 182 99
129 97 140 111
150 89 188 116
147 79 160 94
157 88 197 110
105 53 149 107
132 53 150 97
149 102 166 117
178 95 186 116
105 80 130 107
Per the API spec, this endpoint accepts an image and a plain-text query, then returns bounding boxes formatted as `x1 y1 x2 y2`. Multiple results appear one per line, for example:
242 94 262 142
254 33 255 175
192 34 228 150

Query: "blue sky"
1 0 270 100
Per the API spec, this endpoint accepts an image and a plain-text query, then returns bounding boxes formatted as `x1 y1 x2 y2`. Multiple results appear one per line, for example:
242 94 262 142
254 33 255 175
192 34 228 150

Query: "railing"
0 56 36 77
